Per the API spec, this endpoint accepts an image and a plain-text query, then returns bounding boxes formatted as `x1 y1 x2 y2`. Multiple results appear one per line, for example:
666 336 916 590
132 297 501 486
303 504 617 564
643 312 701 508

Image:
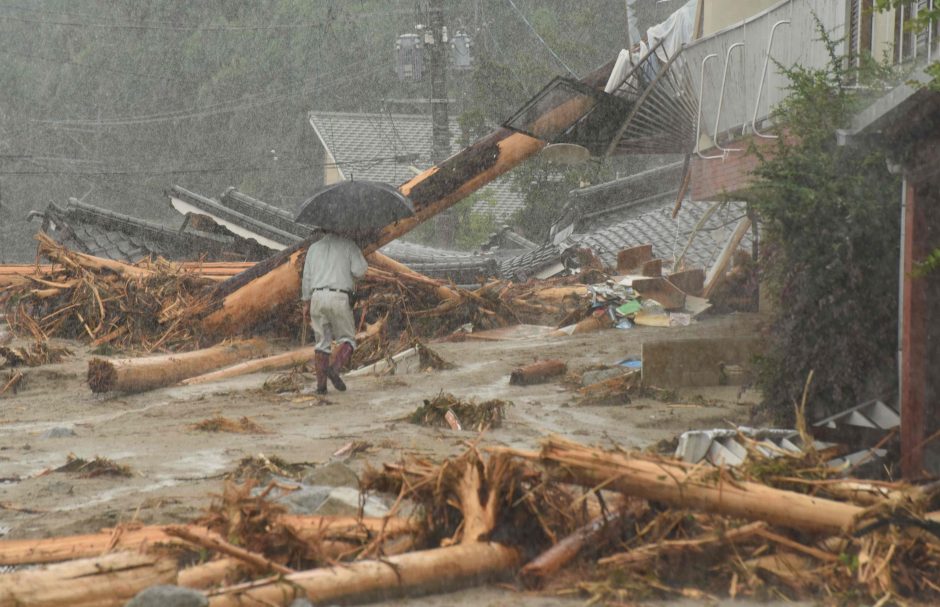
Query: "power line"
0 153 422 177
0 46 203 87
502 0 577 77
30 59 384 127
0 7 415 32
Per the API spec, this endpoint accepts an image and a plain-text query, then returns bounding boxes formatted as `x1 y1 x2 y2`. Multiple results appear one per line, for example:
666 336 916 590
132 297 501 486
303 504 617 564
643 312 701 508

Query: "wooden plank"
641 258 663 277
616 244 653 274
703 217 752 299
667 268 705 297
632 276 687 311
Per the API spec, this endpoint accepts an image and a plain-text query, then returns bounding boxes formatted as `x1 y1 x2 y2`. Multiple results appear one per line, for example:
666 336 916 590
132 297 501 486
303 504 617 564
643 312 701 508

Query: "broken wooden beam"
703 217 752 299
206 542 521 607
87 338 272 393
509 359 568 386
520 503 644 588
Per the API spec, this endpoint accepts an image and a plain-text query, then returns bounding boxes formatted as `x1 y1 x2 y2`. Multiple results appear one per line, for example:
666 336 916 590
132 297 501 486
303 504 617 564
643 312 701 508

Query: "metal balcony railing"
686 0 940 159
685 0 850 156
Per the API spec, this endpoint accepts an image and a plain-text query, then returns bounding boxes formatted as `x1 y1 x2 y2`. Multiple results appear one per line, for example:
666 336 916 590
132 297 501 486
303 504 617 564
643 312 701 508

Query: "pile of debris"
0 234 215 352
1 435 936 606
0 231 719 396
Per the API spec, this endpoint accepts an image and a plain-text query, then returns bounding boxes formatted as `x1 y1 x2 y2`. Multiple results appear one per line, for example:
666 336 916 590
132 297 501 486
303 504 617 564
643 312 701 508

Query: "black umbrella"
295 180 414 235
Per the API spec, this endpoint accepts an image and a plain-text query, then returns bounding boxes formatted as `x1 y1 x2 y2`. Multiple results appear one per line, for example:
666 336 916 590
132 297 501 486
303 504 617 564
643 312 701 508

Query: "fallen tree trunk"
0 551 176 607
198 61 615 338
178 557 245 590
367 252 459 301
206 542 521 607
509 359 567 386
87 338 271 393
0 526 178 566
524 436 865 535
182 346 318 385
0 516 414 566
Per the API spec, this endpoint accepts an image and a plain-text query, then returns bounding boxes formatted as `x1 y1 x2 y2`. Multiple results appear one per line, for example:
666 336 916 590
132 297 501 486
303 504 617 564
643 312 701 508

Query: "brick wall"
690 135 780 200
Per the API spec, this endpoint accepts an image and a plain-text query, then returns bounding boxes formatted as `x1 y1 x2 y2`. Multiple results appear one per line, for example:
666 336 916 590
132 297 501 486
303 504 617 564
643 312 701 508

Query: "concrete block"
641 335 763 389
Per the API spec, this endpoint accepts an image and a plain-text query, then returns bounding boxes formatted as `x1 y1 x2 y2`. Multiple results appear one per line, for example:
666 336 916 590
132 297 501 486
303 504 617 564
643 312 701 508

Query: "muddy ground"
0 312 781 603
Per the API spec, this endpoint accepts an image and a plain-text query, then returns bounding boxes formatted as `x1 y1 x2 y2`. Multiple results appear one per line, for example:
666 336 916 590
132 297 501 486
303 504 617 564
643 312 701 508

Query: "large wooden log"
87 338 272 393
198 61 616 338
178 557 245 589
206 542 521 607
0 551 176 607
0 516 415 566
182 346 318 385
527 437 864 535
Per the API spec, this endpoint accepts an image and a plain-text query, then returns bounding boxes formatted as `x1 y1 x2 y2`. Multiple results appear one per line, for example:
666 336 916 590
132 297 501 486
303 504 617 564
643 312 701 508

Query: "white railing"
685 0 849 154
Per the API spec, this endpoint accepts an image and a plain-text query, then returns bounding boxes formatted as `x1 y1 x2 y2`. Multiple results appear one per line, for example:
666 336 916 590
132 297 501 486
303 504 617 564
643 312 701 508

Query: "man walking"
301 232 368 394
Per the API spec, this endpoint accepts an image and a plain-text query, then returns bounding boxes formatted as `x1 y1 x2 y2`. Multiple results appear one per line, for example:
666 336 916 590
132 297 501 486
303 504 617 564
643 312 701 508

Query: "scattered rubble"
190 416 268 435
54 454 133 479
409 393 511 431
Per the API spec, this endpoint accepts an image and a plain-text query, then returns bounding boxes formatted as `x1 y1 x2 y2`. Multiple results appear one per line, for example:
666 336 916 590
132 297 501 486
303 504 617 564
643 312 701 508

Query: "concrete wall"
642 334 764 388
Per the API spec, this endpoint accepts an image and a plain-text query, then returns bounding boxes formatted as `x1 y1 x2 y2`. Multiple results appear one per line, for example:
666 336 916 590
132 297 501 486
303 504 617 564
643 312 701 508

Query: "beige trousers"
308 290 356 353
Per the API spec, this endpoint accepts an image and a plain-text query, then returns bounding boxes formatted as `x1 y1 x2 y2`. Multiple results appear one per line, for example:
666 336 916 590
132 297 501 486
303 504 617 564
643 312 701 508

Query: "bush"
750 29 900 423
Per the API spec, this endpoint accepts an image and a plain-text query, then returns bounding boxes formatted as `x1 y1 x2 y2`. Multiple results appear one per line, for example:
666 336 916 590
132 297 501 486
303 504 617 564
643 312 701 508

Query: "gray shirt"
301 234 368 300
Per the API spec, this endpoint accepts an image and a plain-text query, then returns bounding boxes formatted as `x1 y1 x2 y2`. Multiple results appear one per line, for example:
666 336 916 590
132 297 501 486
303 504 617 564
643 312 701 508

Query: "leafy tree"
750 26 900 423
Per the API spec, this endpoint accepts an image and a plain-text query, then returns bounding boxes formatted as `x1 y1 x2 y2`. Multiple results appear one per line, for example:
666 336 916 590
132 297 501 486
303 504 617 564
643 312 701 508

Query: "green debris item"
616 300 643 316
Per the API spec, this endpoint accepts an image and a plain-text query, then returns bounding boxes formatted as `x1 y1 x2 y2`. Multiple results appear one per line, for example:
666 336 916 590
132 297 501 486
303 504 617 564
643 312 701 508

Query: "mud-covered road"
0 314 763 564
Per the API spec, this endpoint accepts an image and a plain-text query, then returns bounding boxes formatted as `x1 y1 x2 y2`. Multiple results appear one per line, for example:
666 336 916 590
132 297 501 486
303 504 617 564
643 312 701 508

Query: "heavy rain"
0 1 938 606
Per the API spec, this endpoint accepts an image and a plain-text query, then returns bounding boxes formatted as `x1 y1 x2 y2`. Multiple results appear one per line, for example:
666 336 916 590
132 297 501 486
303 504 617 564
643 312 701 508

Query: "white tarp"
605 0 698 94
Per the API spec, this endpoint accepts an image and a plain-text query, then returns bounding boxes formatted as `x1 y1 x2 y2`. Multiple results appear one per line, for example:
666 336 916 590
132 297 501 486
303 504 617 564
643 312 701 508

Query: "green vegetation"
750 26 900 422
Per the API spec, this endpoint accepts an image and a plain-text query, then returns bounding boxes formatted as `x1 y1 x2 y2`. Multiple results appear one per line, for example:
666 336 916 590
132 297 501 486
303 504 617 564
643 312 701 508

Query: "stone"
272 485 332 515
125 585 208 607
288 599 315 607
314 486 389 518
301 461 359 489
40 427 76 439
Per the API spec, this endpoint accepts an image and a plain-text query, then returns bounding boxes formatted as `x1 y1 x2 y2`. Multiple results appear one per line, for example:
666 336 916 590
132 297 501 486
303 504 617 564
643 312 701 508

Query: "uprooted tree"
750 26 901 423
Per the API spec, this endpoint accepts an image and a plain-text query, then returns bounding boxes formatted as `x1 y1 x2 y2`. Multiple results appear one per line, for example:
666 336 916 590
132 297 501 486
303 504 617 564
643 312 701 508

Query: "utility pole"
428 0 450 163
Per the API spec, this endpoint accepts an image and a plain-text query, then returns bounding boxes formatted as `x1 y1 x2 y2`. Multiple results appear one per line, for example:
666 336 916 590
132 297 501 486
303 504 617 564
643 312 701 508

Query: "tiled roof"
168 186 303 249
220 187 312 239
35 198 270 263
576 200 751 270
498 200 751 278
552 161 686 237
308 111 526 221
497 243 565 281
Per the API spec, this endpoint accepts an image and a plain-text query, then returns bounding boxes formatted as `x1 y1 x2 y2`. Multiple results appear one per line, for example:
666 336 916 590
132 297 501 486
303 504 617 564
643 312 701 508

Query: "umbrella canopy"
295 180 414 235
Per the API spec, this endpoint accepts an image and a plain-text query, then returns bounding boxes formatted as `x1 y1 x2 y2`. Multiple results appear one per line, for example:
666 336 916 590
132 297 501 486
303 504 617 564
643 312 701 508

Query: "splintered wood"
1 234 216 352
0 437 937 606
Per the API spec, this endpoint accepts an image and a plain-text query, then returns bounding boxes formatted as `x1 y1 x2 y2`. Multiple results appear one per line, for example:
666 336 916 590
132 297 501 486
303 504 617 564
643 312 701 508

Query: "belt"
312 287 352 296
